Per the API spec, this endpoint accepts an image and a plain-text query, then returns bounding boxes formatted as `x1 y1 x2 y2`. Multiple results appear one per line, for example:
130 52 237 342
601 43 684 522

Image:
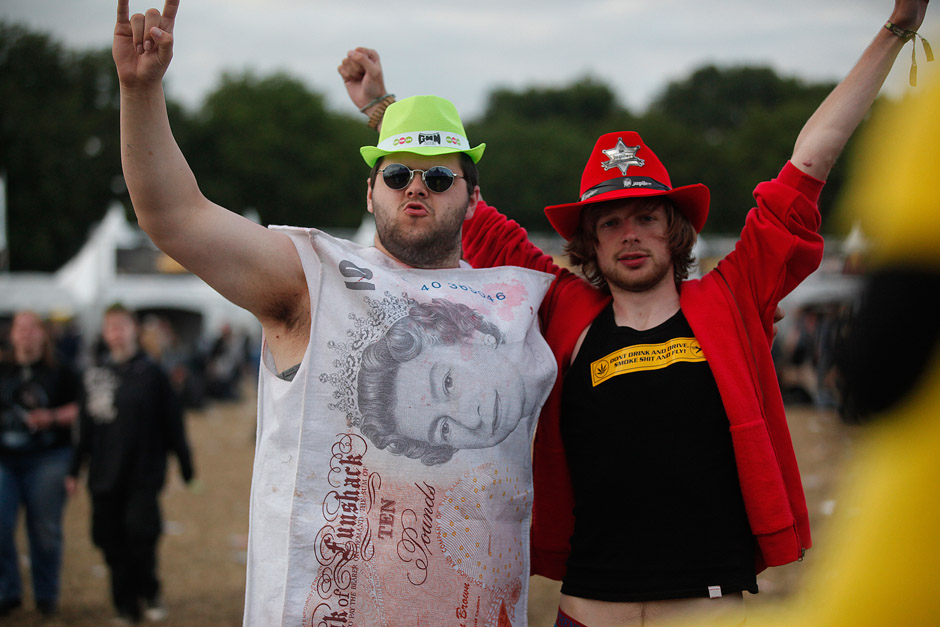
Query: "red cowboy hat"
545 131 710 240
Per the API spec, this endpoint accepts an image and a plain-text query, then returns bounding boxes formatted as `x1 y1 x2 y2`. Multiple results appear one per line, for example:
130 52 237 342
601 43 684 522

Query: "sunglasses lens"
382 164 411 190
424 166 456 193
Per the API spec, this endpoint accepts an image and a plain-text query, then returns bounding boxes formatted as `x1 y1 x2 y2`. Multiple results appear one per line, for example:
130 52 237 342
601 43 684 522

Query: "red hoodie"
462 161 822 579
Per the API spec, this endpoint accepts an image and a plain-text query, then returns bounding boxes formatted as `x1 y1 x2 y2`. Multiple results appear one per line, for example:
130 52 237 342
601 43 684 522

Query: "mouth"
491 391 501 435
403 201 430 217
618 251 649 268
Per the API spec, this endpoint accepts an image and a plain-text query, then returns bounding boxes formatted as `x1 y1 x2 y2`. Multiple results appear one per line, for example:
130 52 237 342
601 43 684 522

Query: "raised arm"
115 0 309 368
791 0 931 180
338 47 393 130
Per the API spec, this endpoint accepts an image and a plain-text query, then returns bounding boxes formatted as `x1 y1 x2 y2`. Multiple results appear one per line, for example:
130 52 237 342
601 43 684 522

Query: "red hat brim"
544 182 710 240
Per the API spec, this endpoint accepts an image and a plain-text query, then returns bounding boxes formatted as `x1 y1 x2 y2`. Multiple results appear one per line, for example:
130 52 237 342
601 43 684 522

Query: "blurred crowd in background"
1 313 259 410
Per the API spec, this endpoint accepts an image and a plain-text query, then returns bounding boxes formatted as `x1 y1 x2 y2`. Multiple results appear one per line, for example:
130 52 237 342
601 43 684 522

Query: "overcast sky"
3 1 936 119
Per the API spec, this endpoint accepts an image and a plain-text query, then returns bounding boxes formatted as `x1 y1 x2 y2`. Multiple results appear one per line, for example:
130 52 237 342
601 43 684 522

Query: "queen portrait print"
356 298 535 465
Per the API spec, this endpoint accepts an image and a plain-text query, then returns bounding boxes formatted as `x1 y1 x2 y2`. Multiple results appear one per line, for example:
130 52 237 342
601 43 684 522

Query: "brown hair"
564 197 697 292
103 302 140 326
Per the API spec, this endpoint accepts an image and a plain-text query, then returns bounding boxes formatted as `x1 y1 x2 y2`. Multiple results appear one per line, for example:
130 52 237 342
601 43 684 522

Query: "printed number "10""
339 260 375 290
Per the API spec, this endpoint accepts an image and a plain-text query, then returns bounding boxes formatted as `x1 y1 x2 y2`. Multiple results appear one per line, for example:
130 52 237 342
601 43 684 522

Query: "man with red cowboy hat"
113 1 559 624
341 1 932 625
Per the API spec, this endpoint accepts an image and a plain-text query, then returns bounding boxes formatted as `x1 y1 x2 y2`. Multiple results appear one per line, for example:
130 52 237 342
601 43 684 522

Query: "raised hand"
338 47 388 111
113 0 180 89
889 0 929 31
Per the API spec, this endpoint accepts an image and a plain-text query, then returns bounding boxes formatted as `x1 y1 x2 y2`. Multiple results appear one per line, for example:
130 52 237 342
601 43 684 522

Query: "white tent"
1 203 258 345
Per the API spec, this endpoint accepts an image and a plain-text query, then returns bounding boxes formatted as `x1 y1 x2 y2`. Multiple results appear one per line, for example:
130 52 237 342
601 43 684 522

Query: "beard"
373 198 469 268
600 253 673 293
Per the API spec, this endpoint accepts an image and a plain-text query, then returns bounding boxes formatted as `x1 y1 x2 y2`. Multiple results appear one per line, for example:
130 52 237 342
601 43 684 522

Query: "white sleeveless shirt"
245 227 556 626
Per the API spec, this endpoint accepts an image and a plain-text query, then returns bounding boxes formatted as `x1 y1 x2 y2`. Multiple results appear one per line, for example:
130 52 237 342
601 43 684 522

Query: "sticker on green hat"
360 95 485 166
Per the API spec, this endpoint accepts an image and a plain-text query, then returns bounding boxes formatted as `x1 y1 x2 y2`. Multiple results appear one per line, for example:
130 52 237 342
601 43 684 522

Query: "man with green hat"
359 94 487 268
113 1 557 624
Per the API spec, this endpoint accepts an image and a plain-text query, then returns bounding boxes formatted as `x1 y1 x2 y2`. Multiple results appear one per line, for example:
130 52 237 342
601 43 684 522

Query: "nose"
450 391 487 431
619 220 639 243
404 170 429 197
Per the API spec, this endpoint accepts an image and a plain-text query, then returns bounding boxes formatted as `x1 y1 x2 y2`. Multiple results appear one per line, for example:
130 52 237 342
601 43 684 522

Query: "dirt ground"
6 390 861 627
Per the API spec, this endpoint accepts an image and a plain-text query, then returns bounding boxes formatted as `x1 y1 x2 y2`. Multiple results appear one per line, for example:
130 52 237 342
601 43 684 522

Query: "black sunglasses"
379 163 464 193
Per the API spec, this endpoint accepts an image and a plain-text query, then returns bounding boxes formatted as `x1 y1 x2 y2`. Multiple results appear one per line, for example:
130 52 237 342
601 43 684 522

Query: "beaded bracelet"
359 92 395 113
366 95 396 130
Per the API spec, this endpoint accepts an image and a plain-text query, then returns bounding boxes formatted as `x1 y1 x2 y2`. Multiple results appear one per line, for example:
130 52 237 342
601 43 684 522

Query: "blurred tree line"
2 20 874 272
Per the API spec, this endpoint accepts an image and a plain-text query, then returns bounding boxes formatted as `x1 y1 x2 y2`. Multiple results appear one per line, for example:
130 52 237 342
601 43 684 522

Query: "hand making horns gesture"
113 0 180 89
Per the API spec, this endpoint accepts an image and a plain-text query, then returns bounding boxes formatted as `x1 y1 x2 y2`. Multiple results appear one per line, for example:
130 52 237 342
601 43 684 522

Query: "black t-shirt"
560 305 757 601
72 351 194 494
1 359 82 455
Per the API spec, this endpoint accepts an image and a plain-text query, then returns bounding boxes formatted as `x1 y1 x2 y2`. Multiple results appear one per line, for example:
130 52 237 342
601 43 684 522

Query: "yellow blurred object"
841 71 940 266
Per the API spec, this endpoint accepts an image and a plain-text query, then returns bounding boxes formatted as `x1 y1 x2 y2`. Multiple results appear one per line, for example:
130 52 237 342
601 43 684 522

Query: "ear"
463 185 481 221
366 177 375 215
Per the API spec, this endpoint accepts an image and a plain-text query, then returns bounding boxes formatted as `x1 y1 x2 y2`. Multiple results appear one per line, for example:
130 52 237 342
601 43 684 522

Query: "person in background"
67 304 194 624
0 310 82 619
205 323 248 401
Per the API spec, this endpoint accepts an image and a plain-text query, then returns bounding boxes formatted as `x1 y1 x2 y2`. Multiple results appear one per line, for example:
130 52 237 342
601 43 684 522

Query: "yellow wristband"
884 22 934 86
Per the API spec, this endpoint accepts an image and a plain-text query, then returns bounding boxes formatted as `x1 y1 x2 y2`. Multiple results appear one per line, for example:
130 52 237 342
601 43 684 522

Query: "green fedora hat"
360 95 485 167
